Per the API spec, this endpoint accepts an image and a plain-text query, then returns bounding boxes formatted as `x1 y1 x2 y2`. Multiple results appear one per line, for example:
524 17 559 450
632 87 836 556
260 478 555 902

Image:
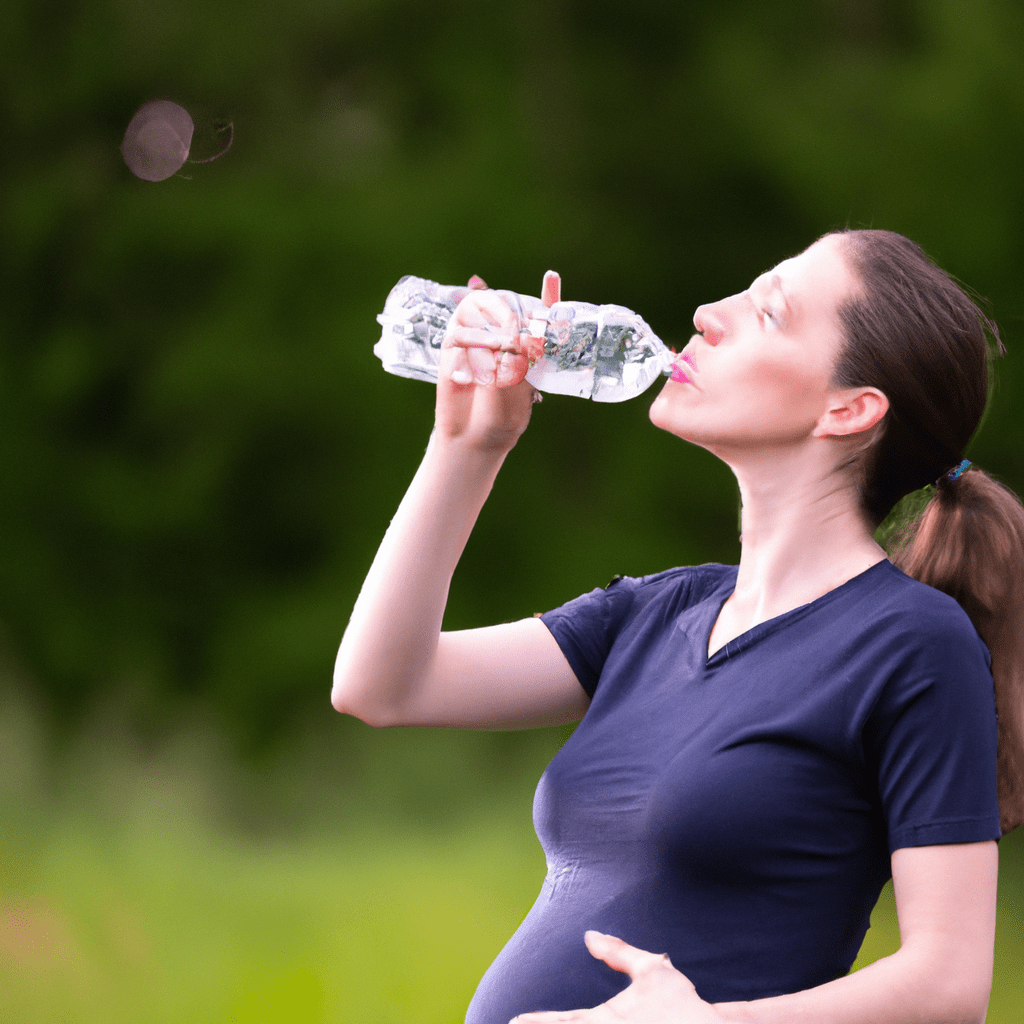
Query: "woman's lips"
671 352 696 384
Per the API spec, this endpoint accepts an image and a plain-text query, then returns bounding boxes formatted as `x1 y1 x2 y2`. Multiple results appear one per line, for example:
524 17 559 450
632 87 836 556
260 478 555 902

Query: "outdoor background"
2 0 1023 1020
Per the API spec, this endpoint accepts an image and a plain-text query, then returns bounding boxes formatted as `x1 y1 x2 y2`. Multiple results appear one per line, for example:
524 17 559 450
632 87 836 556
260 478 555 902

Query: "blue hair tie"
943 459 972 483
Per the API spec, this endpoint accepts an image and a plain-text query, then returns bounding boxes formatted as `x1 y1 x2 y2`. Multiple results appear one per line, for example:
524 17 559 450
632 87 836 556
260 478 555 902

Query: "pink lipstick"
670 352 695 384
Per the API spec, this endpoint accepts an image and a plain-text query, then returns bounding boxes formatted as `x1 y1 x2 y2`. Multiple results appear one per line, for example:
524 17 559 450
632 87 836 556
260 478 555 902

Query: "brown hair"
833 228 1024 834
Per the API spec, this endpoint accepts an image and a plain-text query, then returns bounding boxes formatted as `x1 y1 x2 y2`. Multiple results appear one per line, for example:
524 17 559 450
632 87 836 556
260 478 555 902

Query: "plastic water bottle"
374 275 675 402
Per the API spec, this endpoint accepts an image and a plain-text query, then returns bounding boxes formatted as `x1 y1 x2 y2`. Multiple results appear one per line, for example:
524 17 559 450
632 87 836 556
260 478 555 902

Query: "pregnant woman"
332 229 1024 1024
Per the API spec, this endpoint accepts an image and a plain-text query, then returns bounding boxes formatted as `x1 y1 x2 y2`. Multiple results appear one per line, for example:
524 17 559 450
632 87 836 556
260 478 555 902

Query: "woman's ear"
813 386 889 438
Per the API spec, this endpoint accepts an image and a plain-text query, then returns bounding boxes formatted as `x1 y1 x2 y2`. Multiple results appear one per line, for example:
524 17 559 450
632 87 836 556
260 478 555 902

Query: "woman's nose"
693 304 725 346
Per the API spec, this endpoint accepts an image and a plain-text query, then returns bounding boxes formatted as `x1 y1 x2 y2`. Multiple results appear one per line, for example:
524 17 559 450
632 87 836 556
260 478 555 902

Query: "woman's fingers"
443 287 527 387
445 331 530 387
466 344 500 386
447 292 518 341
583 931 673 976
441 274 555 389
541 270 561 307
447 326 521 352
469 288 520 330
496 350 530 388
439 341 475 386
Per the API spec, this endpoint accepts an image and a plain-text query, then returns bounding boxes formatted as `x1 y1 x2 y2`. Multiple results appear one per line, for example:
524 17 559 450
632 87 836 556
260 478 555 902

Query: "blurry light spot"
122 100 195 181
122 101 234 181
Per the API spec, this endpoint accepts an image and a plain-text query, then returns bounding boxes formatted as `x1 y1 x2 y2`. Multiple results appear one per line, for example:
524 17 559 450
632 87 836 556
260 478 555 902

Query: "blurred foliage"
2 0 1023 741
3 3 1024 1018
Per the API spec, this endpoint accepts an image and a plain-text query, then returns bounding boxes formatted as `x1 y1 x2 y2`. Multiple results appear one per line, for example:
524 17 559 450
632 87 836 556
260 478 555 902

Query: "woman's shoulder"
541 564 737 696
544 562 736 632
607 562 737 608
855 560 991 671
867 560 982 633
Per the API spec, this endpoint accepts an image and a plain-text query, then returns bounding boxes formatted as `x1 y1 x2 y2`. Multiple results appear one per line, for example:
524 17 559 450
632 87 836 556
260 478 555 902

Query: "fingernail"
450 368 473 385
474 369 494 386
496 352 515 386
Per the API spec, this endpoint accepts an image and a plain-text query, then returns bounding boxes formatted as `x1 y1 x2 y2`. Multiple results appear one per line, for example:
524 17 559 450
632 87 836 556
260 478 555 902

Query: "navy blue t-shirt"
465 560 1000 1023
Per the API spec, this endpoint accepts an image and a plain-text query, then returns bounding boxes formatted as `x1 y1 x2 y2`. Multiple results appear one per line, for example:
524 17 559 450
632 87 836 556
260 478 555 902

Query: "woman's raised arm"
331 272 588 730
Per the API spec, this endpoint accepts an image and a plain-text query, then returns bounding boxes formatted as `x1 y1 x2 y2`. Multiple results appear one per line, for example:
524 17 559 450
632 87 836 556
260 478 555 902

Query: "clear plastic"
374 275 675 402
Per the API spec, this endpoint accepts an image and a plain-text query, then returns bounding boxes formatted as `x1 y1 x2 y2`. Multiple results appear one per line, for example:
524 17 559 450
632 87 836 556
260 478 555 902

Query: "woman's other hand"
436 270 560 453
510 931 724 1024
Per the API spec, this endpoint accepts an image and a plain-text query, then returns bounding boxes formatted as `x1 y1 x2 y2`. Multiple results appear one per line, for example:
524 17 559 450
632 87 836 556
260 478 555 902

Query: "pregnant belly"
463 859 639 1024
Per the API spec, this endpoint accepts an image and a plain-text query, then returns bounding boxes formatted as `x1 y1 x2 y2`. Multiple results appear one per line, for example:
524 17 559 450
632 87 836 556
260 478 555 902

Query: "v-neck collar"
704 559 891 668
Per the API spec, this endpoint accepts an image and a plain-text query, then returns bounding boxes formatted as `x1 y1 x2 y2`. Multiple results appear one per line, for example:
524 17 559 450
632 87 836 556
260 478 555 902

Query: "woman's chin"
649 387 693 433
649 401 702 446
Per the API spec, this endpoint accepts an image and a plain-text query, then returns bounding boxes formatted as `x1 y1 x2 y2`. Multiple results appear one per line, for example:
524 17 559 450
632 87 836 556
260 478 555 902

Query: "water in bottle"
374 275 675 402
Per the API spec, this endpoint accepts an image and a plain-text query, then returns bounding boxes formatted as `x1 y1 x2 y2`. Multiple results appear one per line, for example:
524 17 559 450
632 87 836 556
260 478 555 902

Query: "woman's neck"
725 452 886 626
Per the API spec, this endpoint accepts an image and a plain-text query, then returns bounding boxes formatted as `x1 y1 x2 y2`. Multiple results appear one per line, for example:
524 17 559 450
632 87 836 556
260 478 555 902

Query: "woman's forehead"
763 236 855 306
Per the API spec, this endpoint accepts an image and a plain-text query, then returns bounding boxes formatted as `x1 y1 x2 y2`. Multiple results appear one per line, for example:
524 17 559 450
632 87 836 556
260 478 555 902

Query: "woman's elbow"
331 688 391 727
330 683 372 725
331 665 375 723
331 667 407 728
330 681 358 718
332 646 375 721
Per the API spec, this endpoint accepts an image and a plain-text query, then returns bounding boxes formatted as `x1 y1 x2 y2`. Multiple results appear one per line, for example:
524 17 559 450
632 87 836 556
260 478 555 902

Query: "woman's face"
649 234 862 457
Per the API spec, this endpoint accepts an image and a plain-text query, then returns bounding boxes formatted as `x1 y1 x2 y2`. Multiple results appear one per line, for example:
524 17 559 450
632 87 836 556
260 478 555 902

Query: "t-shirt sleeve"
866 604 1001 853
540 576 641 698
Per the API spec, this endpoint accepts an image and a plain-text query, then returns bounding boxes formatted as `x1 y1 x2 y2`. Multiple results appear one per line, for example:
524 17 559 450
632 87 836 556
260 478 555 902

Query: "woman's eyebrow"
750 274 787 302
765 273 796 321
766 273 787 304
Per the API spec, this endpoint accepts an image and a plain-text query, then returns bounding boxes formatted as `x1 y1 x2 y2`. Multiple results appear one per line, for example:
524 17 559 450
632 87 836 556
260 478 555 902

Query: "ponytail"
832 228 1021 833
888 468 1024 834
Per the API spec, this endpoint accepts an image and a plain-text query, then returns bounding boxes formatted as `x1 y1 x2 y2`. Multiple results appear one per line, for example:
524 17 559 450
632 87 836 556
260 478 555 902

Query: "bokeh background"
2 0 1023 1020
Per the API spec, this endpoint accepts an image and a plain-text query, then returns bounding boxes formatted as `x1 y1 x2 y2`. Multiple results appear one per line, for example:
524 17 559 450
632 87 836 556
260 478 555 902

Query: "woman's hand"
506 845 998 1024
510 931 724 1024
436 270 560 454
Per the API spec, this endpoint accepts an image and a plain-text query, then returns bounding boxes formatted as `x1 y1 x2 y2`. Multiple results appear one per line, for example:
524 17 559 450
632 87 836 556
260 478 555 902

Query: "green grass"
1 803 547 1023
2 704 1023 1023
